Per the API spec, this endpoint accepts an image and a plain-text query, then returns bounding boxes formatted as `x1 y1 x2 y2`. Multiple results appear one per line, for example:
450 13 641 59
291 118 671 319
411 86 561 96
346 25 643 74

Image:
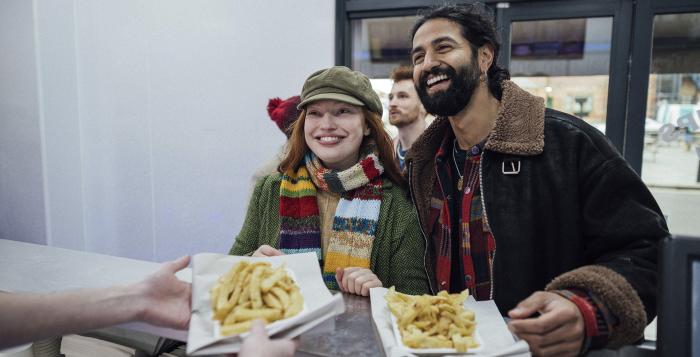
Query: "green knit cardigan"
229 173 430 295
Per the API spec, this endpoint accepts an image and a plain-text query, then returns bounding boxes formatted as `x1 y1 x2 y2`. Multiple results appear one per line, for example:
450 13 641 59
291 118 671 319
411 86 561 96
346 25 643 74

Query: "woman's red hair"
278 107 405 188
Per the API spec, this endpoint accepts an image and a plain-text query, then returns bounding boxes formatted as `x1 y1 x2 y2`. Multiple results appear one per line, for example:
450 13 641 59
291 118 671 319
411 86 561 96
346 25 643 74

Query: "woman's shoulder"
254 173 283 195
380 178 415 214
377 178 421 242
381 177 408 197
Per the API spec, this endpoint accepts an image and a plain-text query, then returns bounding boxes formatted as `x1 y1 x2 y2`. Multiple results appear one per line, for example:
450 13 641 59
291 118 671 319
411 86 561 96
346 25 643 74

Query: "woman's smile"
316 136 344 145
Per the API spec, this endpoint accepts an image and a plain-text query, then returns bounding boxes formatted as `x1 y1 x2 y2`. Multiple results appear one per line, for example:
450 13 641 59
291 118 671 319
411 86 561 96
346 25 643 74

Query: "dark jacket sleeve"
229 176 267 256
547 143 668 347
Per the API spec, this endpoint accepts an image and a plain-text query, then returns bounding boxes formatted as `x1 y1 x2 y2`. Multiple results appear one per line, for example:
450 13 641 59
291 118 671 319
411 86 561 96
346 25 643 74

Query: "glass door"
640 11 700 236
509 17 613 132
498 1 632 151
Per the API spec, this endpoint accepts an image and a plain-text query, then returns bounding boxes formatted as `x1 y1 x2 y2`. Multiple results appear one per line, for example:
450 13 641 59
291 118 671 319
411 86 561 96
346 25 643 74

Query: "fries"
385 287 480 353
210 261 304 336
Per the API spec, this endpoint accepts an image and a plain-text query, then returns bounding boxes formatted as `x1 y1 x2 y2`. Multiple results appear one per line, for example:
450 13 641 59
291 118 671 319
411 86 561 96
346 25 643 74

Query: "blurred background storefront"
337 0 700 237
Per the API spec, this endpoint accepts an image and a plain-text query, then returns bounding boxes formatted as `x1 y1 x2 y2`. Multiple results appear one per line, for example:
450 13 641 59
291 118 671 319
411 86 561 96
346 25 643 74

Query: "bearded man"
388 65 429 170
405 3 669 356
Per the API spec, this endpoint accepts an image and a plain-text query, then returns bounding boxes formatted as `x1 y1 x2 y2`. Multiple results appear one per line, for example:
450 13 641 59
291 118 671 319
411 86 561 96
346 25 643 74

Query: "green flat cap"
298 66 383 116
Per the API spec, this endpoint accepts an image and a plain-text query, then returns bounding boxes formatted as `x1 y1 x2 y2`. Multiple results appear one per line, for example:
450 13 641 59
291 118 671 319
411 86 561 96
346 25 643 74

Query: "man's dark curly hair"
411 2 510 100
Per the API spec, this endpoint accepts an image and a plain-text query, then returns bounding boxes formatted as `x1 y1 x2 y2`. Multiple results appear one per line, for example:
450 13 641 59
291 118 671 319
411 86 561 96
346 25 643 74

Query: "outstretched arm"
0 256 191 349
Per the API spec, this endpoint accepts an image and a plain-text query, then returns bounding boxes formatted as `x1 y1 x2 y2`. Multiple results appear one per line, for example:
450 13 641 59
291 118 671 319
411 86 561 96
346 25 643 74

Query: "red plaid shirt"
428 133 495 299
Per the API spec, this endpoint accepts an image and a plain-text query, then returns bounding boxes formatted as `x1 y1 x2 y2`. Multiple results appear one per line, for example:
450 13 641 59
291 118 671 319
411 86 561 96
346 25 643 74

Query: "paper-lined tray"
390 310 485 355
186 252 345 355
370 287 530 357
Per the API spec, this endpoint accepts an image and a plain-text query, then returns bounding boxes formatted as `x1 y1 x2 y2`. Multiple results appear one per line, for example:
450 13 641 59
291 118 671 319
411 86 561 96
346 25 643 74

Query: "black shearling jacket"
405 81 669 348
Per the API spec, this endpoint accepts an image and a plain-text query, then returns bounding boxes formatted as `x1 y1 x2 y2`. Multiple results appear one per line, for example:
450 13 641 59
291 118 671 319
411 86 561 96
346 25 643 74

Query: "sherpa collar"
406 80 545 166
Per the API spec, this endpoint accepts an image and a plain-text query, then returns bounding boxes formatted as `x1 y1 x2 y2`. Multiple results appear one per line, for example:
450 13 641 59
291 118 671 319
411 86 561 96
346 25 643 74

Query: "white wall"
0 0 48 246
0 0 335 261
35 0 83 251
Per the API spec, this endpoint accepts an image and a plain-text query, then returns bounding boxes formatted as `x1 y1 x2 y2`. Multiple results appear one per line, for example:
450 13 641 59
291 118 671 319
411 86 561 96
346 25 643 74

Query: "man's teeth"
319 137 340 142
427 74 448 86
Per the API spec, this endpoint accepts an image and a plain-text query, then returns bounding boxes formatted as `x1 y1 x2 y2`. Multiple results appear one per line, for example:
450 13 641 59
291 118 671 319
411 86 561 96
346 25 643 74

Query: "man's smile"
426 74 449 87
425 73 451 93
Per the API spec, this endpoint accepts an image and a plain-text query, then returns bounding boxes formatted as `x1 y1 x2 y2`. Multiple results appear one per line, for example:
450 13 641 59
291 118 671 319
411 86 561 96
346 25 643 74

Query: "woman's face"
304 100 369 171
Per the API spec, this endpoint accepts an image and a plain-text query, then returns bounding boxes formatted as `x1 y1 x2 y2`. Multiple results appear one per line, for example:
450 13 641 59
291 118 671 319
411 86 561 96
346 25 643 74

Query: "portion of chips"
210 261 304 336
385 287 480 352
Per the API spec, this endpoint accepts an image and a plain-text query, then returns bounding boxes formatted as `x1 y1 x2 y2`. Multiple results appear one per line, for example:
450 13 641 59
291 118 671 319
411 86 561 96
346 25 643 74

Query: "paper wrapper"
370 287 531 357
186 252 345 355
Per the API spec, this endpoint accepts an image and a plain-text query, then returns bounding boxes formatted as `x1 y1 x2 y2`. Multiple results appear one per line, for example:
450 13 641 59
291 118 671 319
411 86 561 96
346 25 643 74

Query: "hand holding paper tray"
186 252 346 355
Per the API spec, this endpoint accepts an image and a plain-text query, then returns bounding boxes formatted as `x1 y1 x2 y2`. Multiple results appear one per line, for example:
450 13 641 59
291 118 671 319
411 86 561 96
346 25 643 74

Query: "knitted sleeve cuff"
553 289 618 354
545 265 646 348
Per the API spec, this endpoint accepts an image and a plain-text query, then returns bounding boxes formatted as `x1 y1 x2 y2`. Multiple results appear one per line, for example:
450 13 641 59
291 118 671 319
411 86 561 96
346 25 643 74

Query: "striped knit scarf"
279 145 383 290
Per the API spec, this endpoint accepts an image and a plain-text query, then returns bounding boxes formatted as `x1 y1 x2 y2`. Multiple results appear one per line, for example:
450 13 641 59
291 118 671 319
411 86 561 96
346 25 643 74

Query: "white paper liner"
186 252 345 355
370 287 531 357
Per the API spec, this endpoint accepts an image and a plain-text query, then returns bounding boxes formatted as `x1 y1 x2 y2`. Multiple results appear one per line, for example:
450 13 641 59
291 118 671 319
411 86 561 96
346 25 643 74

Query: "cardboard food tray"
370 287 531 357
186 252 345 355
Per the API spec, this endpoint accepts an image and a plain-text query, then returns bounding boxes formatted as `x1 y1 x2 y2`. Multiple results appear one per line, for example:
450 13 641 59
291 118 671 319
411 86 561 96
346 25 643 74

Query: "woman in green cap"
229 66 429 296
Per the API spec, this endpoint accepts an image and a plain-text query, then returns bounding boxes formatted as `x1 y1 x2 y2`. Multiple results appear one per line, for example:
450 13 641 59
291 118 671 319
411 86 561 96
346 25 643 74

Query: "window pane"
351 16 416 78
642 12 700 236
509 17 613 133
352 16 419 136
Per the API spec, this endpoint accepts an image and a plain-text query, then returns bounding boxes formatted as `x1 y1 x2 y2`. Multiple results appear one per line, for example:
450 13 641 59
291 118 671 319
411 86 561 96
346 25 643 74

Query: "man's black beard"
416 61 480 117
